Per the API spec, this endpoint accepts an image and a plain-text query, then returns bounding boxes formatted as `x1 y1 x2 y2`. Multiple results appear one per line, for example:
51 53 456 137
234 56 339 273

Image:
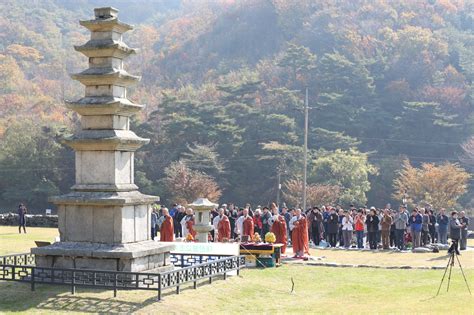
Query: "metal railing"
0 253 245 300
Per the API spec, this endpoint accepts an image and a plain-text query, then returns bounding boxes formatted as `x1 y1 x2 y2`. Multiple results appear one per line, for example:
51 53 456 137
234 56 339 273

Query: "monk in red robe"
240 208 254 239
290 209 309 257
160 208 174 242
271 212 288 254
217 209 231 242
186 218 197 239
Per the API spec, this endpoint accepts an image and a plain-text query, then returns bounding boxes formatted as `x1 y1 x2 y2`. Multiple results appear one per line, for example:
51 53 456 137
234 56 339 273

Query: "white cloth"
180 215 193 237
341 216 354 231
289 215 302 231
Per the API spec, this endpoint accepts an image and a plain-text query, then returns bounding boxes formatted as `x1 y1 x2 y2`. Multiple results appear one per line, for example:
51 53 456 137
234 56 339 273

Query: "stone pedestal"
32 7 173 272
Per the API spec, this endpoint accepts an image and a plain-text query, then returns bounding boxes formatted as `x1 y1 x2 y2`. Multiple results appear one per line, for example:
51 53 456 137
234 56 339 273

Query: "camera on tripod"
447 239 460 255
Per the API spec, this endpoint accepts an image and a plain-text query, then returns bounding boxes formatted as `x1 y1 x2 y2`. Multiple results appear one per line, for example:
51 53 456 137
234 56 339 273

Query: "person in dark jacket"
448 211 462 255
308 207 324 246
410 208 423 249
459 211 469 251
261 207 272 237
18 203 27 234
428 209 437 244
366 208 380 250
338 209 345 247
326 208 339 247
437 208 449 244
421 208 430 246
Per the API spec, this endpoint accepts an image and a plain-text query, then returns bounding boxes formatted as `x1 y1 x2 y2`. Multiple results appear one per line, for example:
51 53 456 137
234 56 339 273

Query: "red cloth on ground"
160 215 174 242
271 215 287 254
292 217 309 255
243 216 254 237
217 215 231 242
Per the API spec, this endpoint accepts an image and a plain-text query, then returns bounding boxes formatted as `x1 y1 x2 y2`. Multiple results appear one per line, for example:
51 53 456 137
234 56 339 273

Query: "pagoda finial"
94 7 119 19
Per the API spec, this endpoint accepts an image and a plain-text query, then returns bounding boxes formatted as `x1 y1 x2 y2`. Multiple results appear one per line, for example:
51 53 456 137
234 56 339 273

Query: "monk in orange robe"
217 210 231 242
160 208 174 242
186 218 197 239
290 209 309 257
242 210 254 239
271 213 288 254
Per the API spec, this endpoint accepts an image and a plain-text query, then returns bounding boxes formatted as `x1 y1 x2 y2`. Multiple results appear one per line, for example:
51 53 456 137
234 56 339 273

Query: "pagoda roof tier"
79 17 133 33
66 97 144 116
74 39 136 58
71 68 140 86
63 130 149 151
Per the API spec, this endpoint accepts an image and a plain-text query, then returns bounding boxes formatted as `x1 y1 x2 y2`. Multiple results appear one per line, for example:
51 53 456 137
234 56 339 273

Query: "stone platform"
32 241 174 272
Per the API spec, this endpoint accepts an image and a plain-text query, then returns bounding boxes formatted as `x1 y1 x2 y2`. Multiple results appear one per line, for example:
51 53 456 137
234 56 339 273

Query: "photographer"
448 211 462 255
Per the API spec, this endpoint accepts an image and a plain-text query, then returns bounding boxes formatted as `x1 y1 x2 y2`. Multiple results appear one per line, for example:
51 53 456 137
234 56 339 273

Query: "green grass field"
0 226 473 314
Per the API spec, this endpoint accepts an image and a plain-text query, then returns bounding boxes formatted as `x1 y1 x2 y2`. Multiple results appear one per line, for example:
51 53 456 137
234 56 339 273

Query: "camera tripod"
436 241 471 296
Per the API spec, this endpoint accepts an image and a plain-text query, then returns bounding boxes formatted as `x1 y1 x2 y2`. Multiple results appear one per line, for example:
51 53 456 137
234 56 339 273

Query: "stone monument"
32 7 173 272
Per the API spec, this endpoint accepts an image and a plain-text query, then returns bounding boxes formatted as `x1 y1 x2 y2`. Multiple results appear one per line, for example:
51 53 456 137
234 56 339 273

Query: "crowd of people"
150 202 470 257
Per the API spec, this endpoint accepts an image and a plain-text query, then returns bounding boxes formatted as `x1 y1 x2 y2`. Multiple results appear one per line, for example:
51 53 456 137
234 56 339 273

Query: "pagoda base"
32 241 175 272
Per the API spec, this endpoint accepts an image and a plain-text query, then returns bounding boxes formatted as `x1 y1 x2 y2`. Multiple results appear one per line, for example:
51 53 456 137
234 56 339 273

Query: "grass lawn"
0 226 473 314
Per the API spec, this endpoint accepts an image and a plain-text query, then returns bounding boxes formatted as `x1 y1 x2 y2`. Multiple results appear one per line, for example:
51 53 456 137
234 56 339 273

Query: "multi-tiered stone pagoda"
32 7 173 272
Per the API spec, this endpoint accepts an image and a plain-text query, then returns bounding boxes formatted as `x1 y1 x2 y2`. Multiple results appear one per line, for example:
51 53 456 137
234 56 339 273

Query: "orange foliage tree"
283 178 340 208
393 160 470 208
163 161 222 204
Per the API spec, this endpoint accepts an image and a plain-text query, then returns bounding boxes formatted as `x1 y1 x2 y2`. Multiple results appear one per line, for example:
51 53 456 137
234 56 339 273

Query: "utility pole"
302 87 309 211
276 170 281 207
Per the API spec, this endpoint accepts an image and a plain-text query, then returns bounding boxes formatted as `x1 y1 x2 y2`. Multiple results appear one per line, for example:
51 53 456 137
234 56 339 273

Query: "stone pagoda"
32 7 173 272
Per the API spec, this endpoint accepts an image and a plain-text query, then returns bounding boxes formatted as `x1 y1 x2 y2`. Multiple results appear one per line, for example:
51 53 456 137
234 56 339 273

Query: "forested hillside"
0 0 473 211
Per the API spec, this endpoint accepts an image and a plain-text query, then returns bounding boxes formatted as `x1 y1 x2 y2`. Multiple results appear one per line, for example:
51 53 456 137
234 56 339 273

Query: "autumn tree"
283 178 340 207
162 161 221 205
393 160 470 208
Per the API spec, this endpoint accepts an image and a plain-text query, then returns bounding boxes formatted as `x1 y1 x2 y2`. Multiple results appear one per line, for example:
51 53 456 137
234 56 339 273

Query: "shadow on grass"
0 275 230 313
427 254 451 261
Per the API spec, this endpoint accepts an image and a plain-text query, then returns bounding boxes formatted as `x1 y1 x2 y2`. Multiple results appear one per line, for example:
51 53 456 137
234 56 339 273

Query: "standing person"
459 211 469 251
181 208 196 239
159 208 174 242
282 207 292 243
421 208 430 246
308 207 323 246
448 211 462 255
235 208 254 240
341 211 353 249
380 209 393 250
17 203 27 234
151 207 158 240
437 208 449 244
253 209 263 237
271 208 288 254
261 207 272 237
217 208 231 242
394 206 408 250
389 210 396 248
322 206 329 240
376 209 383 246
338 209 345 247
366 208 380 250
289 209 309 258
327 208 339 247
174 206 185 238
410 208 422 249
428 209 437 244
228 207 237 239
354 209 365 249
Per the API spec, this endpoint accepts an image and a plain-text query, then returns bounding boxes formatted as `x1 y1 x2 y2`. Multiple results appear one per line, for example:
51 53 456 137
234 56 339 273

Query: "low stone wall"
0 213 58 227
